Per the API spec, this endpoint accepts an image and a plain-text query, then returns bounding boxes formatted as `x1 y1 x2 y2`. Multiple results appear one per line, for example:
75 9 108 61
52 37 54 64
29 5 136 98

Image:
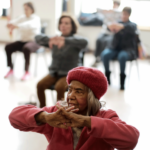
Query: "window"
0 0 11 16
81 0 150 27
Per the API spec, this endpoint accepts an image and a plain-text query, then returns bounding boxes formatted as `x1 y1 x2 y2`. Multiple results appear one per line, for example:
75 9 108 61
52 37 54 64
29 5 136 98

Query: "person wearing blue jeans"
101 7 138 90
101 49 131 89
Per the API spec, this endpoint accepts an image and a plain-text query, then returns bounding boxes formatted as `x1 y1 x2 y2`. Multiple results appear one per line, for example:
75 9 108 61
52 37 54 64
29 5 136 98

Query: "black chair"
111 58 139 80
111 33 140 80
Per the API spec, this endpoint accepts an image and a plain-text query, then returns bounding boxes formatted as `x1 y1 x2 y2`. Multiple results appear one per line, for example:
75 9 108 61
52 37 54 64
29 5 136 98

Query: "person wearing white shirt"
4 2 41 80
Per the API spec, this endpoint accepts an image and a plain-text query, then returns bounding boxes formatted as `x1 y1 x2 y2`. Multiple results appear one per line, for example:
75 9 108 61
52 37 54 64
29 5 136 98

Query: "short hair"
58 14 78 35
24 2 35 14
123 7 132 15
113 0 121 6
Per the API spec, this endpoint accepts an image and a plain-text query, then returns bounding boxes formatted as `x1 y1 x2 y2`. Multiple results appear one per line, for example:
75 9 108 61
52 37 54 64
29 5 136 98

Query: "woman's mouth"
68 103 76 107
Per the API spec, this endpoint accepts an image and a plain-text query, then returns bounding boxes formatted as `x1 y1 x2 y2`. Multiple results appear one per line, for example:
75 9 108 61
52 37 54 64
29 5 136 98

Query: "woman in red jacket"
9 67 139 150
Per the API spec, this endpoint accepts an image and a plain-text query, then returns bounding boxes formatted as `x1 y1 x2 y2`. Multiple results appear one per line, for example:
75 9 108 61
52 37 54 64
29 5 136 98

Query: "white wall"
0 18 12 42
140 31 150 55
0 0 63 42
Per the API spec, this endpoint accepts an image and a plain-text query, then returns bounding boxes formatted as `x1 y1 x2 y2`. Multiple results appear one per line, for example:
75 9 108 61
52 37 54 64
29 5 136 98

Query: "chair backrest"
78 47 88 66
41 20 48 34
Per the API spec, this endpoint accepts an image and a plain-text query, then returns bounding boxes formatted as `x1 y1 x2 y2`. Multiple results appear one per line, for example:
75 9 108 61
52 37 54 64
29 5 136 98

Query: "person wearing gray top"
36 15 88 108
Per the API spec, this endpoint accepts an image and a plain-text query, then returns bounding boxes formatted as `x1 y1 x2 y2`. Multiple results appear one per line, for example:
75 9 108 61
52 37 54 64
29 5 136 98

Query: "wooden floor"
0 43 150 150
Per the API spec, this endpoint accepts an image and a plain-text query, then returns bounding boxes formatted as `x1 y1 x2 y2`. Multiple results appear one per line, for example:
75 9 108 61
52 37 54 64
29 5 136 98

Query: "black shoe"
120 73 126 90
105 71 111 85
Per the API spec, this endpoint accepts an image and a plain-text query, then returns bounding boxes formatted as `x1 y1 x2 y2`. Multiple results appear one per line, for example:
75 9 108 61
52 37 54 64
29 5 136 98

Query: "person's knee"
118 52 128 61
96 37 102 44
23 43 31 53
55 84 65 93
37 81 45 91
101 49 110 60
5 44 11 52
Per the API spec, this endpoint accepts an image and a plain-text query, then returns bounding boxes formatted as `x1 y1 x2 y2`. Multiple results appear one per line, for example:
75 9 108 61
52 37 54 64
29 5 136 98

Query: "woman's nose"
68 91 75 99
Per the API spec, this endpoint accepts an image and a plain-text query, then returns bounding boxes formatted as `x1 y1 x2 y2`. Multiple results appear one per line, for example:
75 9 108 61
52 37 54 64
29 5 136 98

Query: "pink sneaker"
21 71 30 81
4 69 14 78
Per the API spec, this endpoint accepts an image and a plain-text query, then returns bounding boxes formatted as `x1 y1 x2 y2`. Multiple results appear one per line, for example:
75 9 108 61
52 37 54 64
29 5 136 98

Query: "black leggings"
5 41 40 71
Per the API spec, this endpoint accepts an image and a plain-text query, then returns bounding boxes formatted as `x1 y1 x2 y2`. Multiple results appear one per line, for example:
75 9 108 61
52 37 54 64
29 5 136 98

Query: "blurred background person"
101 7 138 90
35 14 88 108
92 0 121 67
4 2 41 80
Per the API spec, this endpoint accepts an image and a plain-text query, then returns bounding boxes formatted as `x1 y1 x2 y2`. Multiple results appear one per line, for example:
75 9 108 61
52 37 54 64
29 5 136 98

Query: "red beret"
67 67 108 100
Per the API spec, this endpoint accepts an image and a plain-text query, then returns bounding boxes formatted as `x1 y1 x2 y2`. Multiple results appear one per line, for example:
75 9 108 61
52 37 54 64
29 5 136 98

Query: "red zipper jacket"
9 105 139 150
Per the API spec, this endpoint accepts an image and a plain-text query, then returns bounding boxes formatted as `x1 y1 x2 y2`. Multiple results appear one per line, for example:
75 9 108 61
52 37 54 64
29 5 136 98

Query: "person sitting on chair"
4 2 41 80
92 0 121 67
101 7 138 90
9 66 139 150
35 14 88 108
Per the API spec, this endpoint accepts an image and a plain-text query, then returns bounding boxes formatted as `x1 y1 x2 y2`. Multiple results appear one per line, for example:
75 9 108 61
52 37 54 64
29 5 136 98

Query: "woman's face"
59 17 72 36
24 5 33 17
121 11 130 22
67 81 88 115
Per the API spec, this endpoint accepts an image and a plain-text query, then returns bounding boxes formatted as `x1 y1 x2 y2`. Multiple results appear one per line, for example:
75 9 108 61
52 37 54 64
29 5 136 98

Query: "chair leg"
111 61 116 78
12 52 18 65
43 52 48 69
34 53 39 76
51 91 55 104
135 60 140 80
128 61 133 78
81 51 85 66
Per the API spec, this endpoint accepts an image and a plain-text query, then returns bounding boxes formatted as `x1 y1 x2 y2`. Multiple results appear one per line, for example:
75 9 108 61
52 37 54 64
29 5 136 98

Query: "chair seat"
49 85 55 90
36 47 45 53
49 84 68 91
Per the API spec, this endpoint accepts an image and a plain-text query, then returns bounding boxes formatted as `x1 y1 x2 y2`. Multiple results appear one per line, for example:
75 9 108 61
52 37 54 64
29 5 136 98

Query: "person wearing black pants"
5 41 40 73
4 2 41 80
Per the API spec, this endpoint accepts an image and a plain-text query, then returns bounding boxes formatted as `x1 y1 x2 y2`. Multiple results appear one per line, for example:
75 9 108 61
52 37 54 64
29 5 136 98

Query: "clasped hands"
108 23 124 33
48 36 65 49
35 106 91 129
7 23 18 31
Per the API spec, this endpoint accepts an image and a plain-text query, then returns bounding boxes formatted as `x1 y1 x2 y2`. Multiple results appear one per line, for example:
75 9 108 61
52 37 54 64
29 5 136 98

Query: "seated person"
35 14 88 108
92 0 121 67
4 2 41 80
101 7 138 90
9 66 139 150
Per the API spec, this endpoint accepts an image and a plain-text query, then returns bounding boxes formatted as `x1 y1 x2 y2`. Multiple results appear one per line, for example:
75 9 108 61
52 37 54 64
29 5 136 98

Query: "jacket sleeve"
11 15 41 32
88 110 139 150
9 105 55 135
17 17 41 32
122 22 137 35
35 34 50 47
65 36 88 49
9 15 24 25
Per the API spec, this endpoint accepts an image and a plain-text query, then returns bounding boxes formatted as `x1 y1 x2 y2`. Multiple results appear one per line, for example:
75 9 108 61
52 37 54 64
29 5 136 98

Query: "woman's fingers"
70 108 79 112
66 106 75 112
56 104 62 109
57 123 68 129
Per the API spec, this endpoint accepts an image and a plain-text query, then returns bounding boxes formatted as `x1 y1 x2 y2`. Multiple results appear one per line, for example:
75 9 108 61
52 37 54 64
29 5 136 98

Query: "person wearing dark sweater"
101 7 138 90
35 15 88 108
